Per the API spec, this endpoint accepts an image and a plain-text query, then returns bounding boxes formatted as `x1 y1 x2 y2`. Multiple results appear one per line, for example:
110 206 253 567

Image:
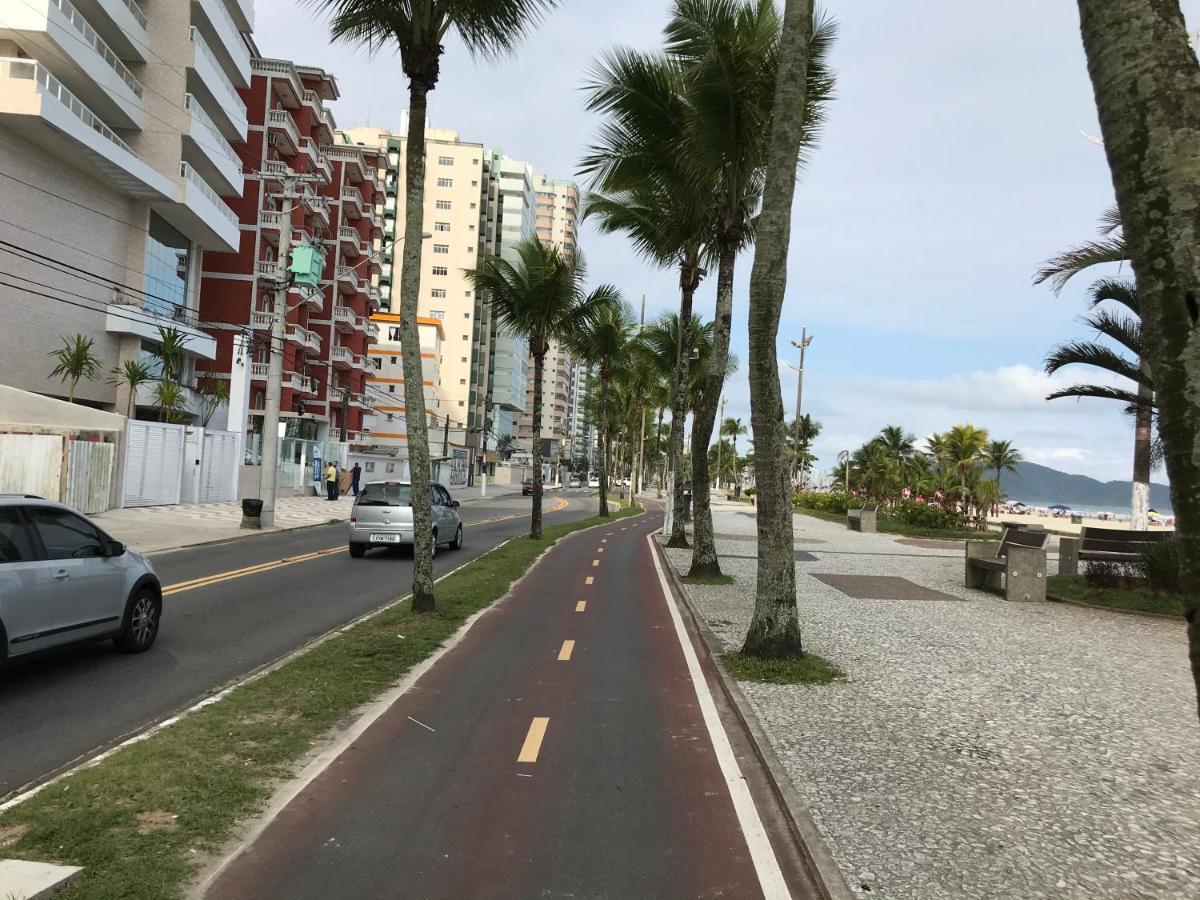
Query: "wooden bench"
965 527 1049 601
847 503 878 533
1057 527 1170 576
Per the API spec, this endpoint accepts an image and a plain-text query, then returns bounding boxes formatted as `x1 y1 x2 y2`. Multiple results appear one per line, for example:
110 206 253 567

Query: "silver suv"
0 496 161 662
348 481 463 558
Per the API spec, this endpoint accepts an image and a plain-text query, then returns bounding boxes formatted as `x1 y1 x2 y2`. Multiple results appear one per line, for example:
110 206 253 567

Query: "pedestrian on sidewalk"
325 461 338 501
351 462 362 496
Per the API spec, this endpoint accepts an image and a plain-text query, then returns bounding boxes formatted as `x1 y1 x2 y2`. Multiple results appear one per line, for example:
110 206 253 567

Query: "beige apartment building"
0 0 252 414
343 123 484 432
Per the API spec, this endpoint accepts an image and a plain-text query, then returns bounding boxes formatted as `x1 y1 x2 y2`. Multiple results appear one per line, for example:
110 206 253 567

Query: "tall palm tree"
943 424 989 512
311 0 563 613
563 298 634 518
110 359 154 418
467 238 618 538
47 334 102 403
982 439 1022 497
876 425 917 487
150 326 191 386
582 51 711 549
743 0 835 660
720 417 747 487
790 414 821 481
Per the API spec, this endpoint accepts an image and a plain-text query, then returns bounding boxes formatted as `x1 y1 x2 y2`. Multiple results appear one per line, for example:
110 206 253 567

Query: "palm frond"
1044 339 1146 385
1087 276 1139 316
1046 384 1145 406
1033 235 1128 293
1080 307 1143 358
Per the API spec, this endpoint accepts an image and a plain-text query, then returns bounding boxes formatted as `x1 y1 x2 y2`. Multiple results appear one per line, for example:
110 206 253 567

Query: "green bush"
743 487 757 497
794 491 861 514
891 500 962 530
1138 539 1181 593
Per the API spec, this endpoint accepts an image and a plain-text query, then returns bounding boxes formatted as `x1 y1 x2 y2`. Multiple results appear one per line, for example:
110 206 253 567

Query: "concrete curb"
651 537 856 900
1046 592 1183 621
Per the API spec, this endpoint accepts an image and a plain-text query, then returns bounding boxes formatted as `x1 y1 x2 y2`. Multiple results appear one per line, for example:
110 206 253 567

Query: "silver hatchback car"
0 496 162 662
348 481 463 558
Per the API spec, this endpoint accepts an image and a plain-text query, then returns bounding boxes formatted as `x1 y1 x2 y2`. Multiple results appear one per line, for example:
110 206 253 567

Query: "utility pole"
789 329 813 487
716 394 726 490
258 189 295 529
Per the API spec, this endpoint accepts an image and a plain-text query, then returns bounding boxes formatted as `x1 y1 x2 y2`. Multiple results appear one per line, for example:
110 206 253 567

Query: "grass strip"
1047 574 1185 617
720 651 845 685
0 503 643 900
794 506 1000 541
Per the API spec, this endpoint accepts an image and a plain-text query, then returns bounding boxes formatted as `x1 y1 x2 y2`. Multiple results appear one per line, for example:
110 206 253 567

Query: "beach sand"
987 513 1175 535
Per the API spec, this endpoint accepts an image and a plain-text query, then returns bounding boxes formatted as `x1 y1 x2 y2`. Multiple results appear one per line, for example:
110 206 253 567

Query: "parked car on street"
522 479 534 496
0 496 162 662
568 477 581 488
588 475 600 488
348 481 463 558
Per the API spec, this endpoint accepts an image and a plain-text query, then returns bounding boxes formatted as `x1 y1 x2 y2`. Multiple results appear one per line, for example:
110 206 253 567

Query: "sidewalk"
93 483 527 554
663 503 1200 900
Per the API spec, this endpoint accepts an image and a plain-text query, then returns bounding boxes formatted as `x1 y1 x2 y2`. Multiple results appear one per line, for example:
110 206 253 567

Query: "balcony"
248 309 271 329
104 303 217 361
88 0 148 61
0 58 172 200
187 26 247 139
183 93 242 195
194 0 252 87
340 185 364 218
331 345 353 370
289 283 323 312
285 371 314 394
0 0 146 128
317 107 336 143
339 226 363 257
326 144 366 183
332 305 356 333
253 58 302 108
250 362 268 381
254 259 284 282
266 108 300 154
327 428 342 442
297 136 331 182
174 162 239 253
365 284 381 309
361 318 380 344
258 209 283 244
335 266 357 295
288 324 321 355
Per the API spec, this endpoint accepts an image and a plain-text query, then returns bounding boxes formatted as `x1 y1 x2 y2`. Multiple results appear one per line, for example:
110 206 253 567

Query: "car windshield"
357 483 412 507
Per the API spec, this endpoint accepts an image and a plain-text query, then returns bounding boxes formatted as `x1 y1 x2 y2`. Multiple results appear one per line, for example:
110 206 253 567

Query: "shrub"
1138 539 1181 593
743 487 757 497
794 491 860 514
1084 559 1141 588
890 500 963 530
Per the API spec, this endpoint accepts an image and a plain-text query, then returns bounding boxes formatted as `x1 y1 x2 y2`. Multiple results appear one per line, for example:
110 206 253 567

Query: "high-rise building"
0 0 253 414
197 57 383 452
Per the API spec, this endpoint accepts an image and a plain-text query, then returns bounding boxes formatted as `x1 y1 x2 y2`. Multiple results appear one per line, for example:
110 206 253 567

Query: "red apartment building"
198 57 383 446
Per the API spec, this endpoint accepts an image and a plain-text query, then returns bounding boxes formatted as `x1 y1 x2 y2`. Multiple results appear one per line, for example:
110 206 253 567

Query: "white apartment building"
0 0 252 413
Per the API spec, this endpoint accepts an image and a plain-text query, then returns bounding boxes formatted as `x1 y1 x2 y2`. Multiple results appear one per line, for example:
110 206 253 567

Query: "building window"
389 327 402 340
470 202 476 210
430 310 445 320
431 288 447 299
471 180 478 187
372 357 382 370
459 378 466 385
438 156 454 166
143 212 192 317
437 178 453 188
388 385 395 393
435 200 451 210
458 400 464 407
434 222 450 231
433 244 449 254
463 312 470 319
462 334 468 340
432 266 448 276
390 356 397 364
461 356 467 363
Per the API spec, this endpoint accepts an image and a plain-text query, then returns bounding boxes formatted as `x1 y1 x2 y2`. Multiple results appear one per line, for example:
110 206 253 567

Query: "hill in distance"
1001 461 1172 512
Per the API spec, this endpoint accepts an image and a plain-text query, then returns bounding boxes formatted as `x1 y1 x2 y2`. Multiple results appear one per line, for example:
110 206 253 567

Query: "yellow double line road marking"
162 494 574 597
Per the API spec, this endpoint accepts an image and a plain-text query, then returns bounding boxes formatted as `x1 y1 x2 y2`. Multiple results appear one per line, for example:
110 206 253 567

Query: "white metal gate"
199 429 239 503
65 440 115 514
123 421 184 507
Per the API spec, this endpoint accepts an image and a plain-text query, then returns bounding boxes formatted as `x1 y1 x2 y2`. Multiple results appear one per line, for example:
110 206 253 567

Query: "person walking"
351 462 362 496
325 460 338 501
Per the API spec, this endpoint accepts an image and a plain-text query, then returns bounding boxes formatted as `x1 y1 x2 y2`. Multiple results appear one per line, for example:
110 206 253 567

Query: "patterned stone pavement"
665 504 1200 900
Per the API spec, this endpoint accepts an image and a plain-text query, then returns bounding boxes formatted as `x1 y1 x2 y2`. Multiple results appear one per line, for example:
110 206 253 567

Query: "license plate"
370 533 401 544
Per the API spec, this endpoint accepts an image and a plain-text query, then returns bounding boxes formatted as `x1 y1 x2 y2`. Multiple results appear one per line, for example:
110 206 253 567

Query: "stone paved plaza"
665 504 1200 900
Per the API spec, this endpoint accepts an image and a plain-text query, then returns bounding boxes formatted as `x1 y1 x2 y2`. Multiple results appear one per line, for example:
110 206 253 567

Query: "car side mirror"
450 499 460 508
108 540 126 557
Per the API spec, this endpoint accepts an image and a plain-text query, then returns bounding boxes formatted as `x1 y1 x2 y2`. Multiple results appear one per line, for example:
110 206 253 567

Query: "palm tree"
150 326 190 386
563 298 634 518
310 0 563 614
876 425 917 487
110 359 154 418
982 439 1022 498
720 417 747 487
743 1 835 660
943 424 989 513
47 334 102 403
467 238 618 538
582 51 710 549
152 380 187 424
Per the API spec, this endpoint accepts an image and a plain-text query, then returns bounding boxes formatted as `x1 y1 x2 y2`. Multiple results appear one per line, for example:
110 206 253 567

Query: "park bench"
965 527 1049 602
1057 526 1170 576
847 503 878 533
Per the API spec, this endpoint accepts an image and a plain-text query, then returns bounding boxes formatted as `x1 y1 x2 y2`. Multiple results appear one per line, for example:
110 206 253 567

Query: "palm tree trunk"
654 407 664 497
689 241 737 577
401 77 437 612
1131 372 1153 530
531 343 545 539
598 369 610 517
666 272 697 548
742 0 812 659
68 378 76 404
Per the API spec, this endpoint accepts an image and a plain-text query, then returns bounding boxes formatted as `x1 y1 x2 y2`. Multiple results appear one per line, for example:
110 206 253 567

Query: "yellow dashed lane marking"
557 640 575 661
592 559 600 567
518 717 549 763
576 601 586 612
585 576 594 585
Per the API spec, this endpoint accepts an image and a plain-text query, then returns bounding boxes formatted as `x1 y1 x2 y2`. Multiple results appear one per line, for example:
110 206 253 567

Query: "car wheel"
349 543 366 558
115 587 160 653
451 524 463 551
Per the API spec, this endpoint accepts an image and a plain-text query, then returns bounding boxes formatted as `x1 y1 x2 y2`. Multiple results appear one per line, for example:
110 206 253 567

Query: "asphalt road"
207 499 818 899
0 490 597 800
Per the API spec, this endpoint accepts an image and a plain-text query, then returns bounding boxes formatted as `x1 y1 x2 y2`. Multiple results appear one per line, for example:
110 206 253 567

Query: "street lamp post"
789 329 814 486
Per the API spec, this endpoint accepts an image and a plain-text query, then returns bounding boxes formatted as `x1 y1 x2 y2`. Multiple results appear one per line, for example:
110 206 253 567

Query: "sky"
254 0 1188 485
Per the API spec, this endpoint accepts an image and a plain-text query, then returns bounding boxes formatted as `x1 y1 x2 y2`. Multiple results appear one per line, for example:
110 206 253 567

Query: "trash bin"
733 484 742 500
241 498 263 530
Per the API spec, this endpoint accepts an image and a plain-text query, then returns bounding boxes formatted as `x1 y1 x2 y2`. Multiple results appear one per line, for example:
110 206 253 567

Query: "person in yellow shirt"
325 461 338 501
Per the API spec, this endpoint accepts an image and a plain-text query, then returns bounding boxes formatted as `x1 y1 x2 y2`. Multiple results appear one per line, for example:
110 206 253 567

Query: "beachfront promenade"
664 499 1199 900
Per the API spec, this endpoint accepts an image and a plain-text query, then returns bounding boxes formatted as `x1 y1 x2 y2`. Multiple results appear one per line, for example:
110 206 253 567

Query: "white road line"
646 534 791 900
